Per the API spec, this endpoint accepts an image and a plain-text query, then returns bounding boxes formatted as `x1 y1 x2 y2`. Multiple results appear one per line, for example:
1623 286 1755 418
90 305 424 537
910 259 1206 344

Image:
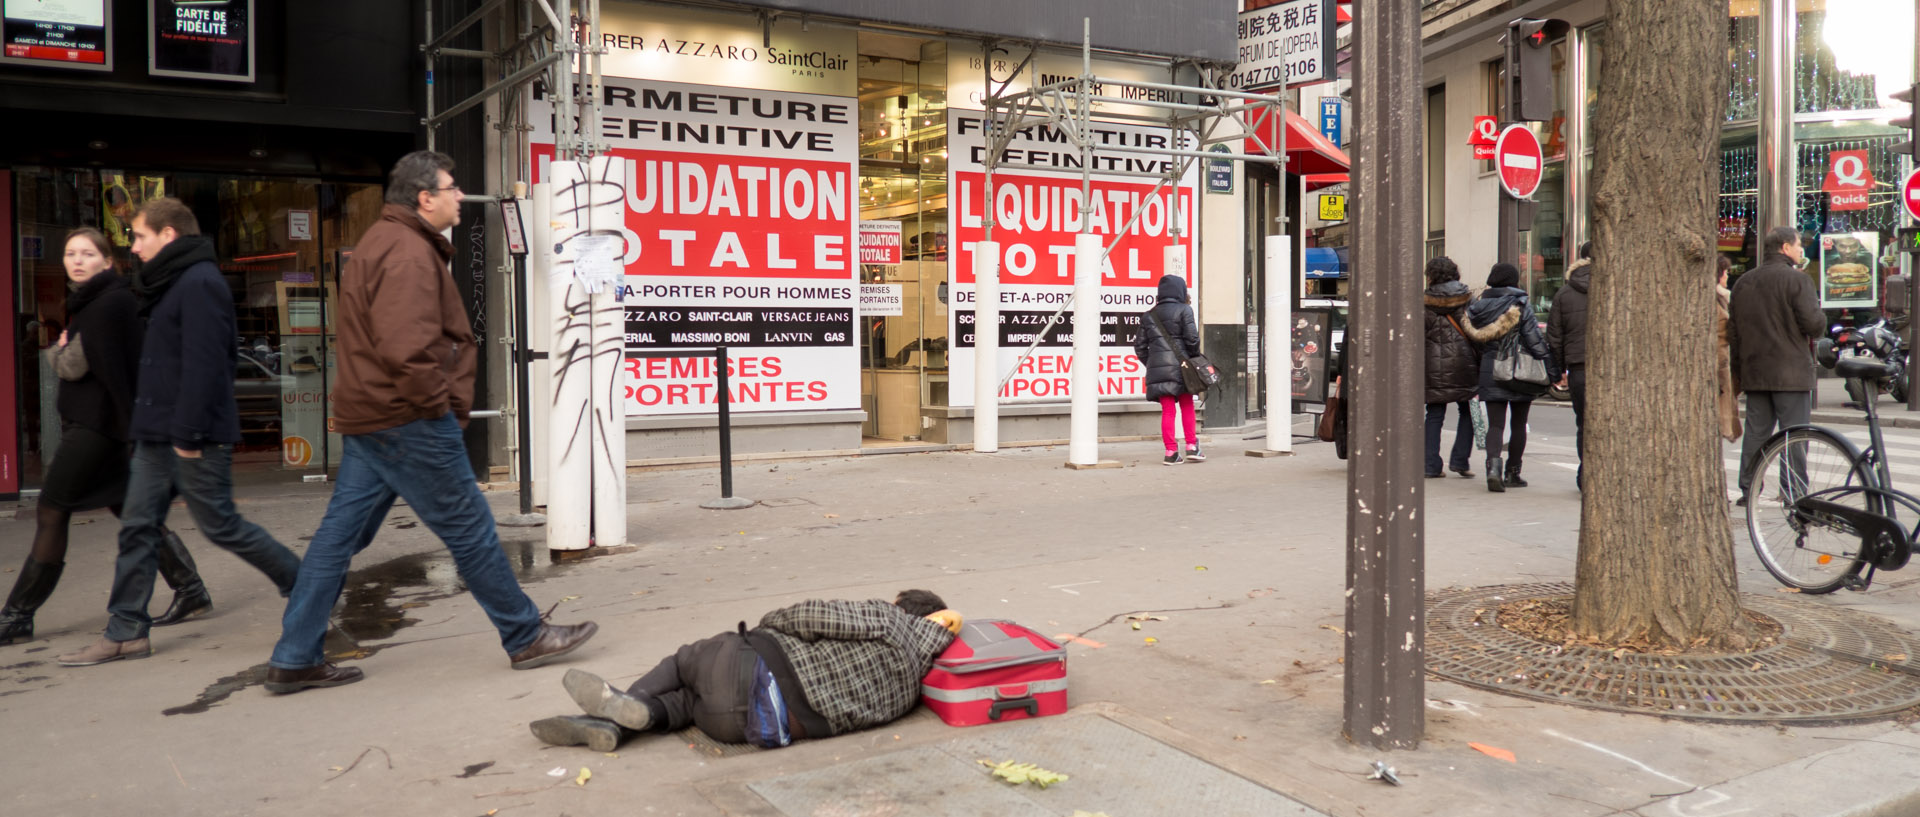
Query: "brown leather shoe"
509 621 599 670
56 636 152 666
265 663 365 694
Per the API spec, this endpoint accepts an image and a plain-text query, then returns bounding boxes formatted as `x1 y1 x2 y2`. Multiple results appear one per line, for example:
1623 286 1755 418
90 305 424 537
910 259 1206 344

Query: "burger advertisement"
1819 232 1879 309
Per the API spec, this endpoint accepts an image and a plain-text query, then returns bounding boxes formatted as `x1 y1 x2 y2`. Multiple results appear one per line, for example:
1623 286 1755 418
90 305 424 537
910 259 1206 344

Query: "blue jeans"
106 442 301 641
1424 401 1474 476
270 413 542 669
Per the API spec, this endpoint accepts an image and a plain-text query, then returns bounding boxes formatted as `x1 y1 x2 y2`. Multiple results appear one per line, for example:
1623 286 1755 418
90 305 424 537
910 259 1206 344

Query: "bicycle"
1744 326 1916 593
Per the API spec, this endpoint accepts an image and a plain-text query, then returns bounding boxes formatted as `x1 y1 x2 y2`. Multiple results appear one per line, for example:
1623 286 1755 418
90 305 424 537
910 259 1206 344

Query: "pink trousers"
1159 394 1197 453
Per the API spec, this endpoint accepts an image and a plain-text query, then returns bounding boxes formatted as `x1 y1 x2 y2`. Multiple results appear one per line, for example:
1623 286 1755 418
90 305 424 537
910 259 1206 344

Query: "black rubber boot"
1486 457 1505 493
0 557 65 646
1504 465 1529 488
151 528 212 627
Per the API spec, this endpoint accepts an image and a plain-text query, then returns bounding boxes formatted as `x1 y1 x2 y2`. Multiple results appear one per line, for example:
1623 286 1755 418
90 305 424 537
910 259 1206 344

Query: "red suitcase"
921 619 1068 726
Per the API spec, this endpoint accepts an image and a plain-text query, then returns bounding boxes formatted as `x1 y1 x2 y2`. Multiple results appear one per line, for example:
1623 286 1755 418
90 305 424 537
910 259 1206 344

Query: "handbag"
1491 333 1551 391
47 334 88 381
1147 310 1221 394
1317 377 1341 442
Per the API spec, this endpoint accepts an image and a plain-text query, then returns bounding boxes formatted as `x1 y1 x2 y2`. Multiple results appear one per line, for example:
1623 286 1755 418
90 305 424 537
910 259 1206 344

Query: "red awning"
1304 173 1348 191
1243 106 1351 176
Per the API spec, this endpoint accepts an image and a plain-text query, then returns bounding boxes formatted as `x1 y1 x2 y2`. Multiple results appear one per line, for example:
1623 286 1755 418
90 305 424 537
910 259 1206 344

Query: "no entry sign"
1904 168 1920 222
1494 124 1544 200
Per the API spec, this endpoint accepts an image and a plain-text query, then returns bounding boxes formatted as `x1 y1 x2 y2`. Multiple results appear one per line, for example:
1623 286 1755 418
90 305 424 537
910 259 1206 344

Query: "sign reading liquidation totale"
945 106 1198 407
530 24 861 416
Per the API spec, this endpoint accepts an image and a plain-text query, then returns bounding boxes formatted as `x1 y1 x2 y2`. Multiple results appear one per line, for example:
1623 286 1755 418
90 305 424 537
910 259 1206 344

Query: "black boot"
0 557 65 646
1504 464 1529 488
151 528 212 627
1486 457 1505 493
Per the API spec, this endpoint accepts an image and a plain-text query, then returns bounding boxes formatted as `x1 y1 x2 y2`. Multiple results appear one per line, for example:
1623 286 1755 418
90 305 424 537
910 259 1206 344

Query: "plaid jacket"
757 599 956 735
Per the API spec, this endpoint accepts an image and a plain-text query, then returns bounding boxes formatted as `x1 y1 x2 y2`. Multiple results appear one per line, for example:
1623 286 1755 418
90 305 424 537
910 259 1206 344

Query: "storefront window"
857 39 948 441
1791 120 1908 325
1795 0 1913 114
1728 3 1761 121
11 167 379 486
1719 130 1762 275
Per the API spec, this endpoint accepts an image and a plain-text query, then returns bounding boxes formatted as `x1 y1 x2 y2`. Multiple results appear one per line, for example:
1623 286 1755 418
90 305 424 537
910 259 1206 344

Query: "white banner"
945 109 1199 408
594 3 854 96
533 75 860 416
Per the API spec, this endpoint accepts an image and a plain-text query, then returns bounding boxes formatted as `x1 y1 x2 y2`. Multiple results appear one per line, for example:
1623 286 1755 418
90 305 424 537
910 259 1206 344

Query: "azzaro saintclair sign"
594 3 855 95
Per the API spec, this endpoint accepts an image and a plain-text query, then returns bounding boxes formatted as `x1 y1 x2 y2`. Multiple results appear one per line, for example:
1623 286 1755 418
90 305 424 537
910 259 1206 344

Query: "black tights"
29 502 118 565
1483 400 1532 469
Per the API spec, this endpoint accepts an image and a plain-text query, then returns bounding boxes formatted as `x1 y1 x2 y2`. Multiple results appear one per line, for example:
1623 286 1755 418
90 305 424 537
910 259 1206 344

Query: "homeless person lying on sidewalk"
530 590 962 752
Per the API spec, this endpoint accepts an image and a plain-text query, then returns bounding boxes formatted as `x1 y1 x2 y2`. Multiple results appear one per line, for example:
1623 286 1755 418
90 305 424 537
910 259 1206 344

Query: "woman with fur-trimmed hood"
1422 256 1478 479
1463 262 1557 493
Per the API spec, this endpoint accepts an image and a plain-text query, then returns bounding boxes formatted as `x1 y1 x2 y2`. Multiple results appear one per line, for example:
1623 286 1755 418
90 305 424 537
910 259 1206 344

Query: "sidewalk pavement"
5 423 1920 816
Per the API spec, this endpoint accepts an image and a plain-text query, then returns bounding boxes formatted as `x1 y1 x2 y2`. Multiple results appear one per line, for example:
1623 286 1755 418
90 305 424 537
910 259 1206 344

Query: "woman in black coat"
1462 262 1557 493
0 228 207 646
1134 274 1203 465
1422 256 1477 478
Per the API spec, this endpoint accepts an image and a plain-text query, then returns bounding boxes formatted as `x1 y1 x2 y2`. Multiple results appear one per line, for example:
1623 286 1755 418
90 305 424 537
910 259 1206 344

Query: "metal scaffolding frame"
970 20 1293 461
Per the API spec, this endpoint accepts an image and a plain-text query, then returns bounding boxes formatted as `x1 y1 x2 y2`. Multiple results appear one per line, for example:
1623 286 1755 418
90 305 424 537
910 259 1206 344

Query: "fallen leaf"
603 753 618 759
1247 588 1275 599
1468 743 1517 763
1194 565 1208 571
329 766 344 772
1131 622 1142 630
1126 614 1168 622
1319 624 1346 636
1776 587 1802 593
559 595 581 602
485 811 498 816
1144 637 1158 644
979 759 1069 788
824 513 839 518
575 767 592 786
1259 679 1277 685
1234 735 1248 741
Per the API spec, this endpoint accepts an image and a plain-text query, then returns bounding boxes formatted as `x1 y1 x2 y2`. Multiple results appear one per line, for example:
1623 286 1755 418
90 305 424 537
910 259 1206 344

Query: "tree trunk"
1573 0 1753 650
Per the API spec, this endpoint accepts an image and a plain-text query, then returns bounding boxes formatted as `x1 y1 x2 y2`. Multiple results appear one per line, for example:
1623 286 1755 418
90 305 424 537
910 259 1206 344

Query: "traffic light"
1893 85 1918 160
1510 18 1570 122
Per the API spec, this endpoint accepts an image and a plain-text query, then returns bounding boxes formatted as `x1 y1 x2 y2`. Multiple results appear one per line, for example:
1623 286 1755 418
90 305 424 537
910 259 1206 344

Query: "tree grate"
1426 582 1920 723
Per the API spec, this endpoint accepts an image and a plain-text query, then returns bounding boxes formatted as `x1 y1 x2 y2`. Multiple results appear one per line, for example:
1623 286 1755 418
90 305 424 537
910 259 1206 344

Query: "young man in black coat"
1729 225 1825 505
59 199 302 667
1547 242 1593 488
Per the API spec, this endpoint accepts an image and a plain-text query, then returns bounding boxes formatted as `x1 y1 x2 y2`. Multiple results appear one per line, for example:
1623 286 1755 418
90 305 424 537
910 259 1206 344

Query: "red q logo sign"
1823 150 1873 212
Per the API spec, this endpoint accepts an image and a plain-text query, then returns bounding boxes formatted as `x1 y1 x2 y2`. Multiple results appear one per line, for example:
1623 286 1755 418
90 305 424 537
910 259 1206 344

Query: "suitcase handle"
988 696 1039 721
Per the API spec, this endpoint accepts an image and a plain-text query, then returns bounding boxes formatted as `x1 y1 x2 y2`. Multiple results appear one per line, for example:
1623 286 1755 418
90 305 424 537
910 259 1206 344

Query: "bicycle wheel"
1744 427 1875 593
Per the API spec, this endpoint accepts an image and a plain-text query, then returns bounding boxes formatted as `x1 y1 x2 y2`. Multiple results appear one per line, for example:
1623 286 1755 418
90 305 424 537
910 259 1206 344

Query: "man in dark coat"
527 590 958 752
1730 225 1825 503
59 199 303 667
1133 275 1204 464
1547 242 1593 488
1422 256 1477 478
265 151 596 693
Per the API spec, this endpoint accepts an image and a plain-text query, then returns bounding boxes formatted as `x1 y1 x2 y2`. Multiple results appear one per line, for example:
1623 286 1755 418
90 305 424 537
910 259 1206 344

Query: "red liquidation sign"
532 145 853 280
949 172 1194 286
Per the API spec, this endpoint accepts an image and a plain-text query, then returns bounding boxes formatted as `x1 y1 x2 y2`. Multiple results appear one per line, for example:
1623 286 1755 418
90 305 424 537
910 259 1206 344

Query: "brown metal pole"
1497 28 1520 265
1344 0 1425 750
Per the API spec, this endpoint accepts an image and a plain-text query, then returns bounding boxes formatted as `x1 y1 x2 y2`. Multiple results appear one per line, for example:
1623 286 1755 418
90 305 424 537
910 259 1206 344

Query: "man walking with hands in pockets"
1730 225 1826 507
264 151 596 693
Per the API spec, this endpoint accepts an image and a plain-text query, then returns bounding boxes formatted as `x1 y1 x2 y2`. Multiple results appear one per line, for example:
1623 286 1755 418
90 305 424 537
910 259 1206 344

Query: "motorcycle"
1832 318 1910 406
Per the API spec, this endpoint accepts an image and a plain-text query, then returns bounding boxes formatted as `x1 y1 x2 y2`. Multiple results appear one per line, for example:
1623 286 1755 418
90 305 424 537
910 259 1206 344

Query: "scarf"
131 235 217 315
66 270 128 318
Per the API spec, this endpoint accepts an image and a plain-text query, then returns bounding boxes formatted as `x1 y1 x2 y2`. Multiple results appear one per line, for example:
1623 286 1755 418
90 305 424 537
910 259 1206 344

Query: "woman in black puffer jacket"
1462 262 1558 493
1422 257 1477 479
1134 275 1203 465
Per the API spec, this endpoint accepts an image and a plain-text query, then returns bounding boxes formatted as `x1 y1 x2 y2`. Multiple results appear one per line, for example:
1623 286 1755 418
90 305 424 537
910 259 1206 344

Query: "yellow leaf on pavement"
575 767 592 786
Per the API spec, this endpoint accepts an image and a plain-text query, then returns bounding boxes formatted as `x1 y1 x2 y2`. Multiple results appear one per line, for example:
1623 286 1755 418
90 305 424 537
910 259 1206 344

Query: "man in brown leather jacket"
264 152 597 693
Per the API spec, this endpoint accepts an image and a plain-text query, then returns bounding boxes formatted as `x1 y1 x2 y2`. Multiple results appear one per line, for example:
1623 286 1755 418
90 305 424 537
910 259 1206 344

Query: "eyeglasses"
435 184 462 194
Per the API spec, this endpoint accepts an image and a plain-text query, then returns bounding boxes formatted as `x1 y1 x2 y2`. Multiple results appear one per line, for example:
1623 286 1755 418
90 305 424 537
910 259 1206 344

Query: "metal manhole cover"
1427 582 1920 723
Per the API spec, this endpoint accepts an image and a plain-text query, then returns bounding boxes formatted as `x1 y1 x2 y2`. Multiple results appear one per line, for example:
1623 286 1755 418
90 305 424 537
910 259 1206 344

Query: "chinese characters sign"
1230 0 1335 92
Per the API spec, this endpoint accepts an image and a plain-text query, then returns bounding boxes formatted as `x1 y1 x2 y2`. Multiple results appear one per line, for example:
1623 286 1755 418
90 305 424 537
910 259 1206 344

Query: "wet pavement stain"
0 660 43 671
161 540 586 715
162 663 269 716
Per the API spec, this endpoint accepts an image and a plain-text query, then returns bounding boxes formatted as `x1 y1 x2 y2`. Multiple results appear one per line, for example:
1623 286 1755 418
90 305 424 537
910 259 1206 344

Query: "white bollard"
1265 234 1292 453
585 156 628 548
1068 233 1104 466
973 242 1001 453
546 162 593 550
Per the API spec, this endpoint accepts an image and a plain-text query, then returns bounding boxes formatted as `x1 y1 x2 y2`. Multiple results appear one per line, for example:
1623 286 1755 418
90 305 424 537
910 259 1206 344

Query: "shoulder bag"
1491 332 1551 391
1147 309 1221 394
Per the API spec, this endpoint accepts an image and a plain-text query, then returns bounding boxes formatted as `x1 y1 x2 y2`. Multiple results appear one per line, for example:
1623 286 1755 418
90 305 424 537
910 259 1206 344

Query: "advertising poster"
945 108 1199 407
858 220 902 265
531 73 860 417
1819 231 1879 309
1291 309 1331 406
1 0 109 70
149 0 252 81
